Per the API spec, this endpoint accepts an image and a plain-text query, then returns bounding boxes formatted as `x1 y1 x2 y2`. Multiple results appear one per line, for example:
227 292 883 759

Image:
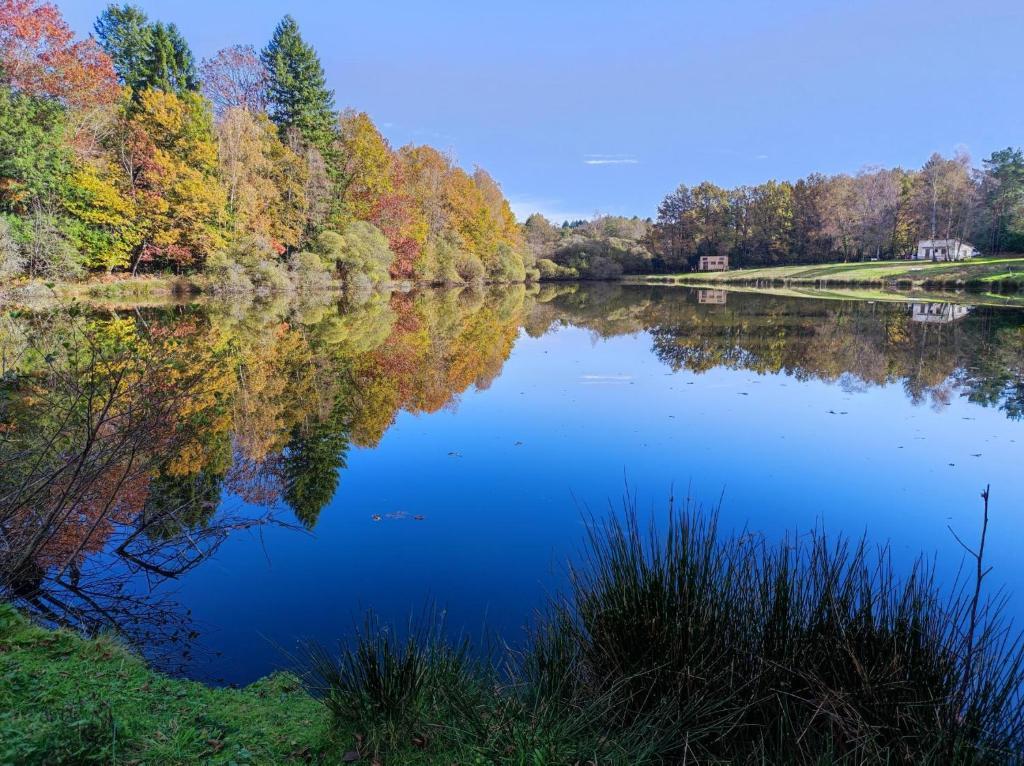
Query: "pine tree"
137 22 198 96
260 15 336 152
94 4 153 91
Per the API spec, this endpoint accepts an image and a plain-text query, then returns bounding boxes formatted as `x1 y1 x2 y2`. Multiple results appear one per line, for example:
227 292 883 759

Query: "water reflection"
1 284 1022 670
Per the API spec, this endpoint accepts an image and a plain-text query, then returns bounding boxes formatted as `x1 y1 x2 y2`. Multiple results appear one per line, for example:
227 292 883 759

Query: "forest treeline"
4 1 1023 288
523 152 1024 274
0 1 532 290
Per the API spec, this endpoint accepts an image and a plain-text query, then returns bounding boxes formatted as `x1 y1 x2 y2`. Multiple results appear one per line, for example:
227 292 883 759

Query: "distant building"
912 239 978 261
910 303 972 324
697 289 728 304
698 255 729 271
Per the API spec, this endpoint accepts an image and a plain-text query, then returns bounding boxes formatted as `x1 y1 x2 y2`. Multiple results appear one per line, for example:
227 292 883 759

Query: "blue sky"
64 0 1023 223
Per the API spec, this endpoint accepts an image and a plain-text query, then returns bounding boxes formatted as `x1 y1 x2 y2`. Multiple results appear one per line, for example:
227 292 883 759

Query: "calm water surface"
3 284 1023 684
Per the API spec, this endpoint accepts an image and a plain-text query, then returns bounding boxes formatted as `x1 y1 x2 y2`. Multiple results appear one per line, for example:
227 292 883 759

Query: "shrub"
204 250 254 293
537 258 578 280
488 242 526 283
249 259 292 293
417 235 463 284
454 251 485 283
21 214 82 281
0 216 26 279
317 222 394 285
288 250 334 290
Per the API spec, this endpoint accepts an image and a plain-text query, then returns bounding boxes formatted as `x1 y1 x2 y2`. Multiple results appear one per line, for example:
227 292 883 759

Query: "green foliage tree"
261 16 335 152
983 148 1024 253
93 4 152 90
136 22 198 96
0 87 71 213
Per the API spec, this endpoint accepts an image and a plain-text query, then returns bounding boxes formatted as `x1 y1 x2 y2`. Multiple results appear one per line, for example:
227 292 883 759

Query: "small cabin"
698 255 729 271
910 303 972 324
913 239 977 262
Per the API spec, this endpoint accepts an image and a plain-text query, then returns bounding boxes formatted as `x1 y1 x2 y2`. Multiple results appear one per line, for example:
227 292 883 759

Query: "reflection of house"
698 255 729 271
697 289 728 304
910 303 972 323
913 239 977 261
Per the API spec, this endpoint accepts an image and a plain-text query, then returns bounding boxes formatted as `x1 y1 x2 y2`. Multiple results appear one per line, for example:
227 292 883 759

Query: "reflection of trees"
531 286 1024 419
2 285 1021 656
0 309 280 663
0 285 538 649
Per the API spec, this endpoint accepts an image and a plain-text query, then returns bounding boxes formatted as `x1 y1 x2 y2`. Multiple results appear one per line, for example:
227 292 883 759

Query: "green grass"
631 256 1024 289
0 605 347 765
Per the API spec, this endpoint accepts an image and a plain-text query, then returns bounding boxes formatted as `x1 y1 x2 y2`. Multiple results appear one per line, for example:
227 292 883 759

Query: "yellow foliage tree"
129 90 227 268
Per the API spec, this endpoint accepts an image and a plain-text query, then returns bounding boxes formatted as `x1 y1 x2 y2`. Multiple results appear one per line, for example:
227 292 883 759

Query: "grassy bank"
633 256 1024 289
4 498 1023 764
0 605 346 765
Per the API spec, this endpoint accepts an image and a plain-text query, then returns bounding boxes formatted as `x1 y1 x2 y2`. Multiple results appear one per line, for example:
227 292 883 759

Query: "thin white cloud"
583 153 639 166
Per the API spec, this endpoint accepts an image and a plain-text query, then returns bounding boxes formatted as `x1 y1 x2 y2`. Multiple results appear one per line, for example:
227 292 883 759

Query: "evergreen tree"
137 22 198 96
93 4 153 91
0 88 72 213
261 15 336 152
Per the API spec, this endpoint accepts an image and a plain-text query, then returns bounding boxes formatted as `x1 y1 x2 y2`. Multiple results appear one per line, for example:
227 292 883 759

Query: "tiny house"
913 239 977 261
698 255 729 271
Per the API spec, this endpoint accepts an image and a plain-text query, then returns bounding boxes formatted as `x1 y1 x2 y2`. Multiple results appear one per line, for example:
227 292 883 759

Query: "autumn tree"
216 106 307 249
128 89 226 269
200 45 267 118
1 0 119 111
336 109 393 223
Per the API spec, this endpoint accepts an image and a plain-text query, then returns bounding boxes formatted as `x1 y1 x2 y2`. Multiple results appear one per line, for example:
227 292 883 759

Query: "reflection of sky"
169 323 1024 686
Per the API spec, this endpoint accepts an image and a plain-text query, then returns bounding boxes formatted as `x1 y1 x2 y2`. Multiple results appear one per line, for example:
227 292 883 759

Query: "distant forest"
525 150 1024 275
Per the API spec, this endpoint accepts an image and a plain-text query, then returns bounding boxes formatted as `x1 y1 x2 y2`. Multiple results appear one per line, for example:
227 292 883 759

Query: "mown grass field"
632 256 1024 289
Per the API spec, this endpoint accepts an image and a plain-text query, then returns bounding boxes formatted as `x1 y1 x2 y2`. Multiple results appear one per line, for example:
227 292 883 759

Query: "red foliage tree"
0 0 120 110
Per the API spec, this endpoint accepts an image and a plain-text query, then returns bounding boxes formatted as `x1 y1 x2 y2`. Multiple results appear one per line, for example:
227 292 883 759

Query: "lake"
2 283 1023 686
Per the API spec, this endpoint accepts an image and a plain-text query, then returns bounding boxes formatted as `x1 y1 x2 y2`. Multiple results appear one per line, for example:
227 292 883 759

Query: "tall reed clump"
302 489 1024 764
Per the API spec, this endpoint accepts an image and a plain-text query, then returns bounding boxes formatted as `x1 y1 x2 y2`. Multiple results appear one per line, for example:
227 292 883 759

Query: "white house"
698 255 729 271
913 239 978 261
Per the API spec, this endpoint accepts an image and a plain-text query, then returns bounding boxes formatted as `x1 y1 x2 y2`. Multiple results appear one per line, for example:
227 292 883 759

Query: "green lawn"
0 605 348 765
